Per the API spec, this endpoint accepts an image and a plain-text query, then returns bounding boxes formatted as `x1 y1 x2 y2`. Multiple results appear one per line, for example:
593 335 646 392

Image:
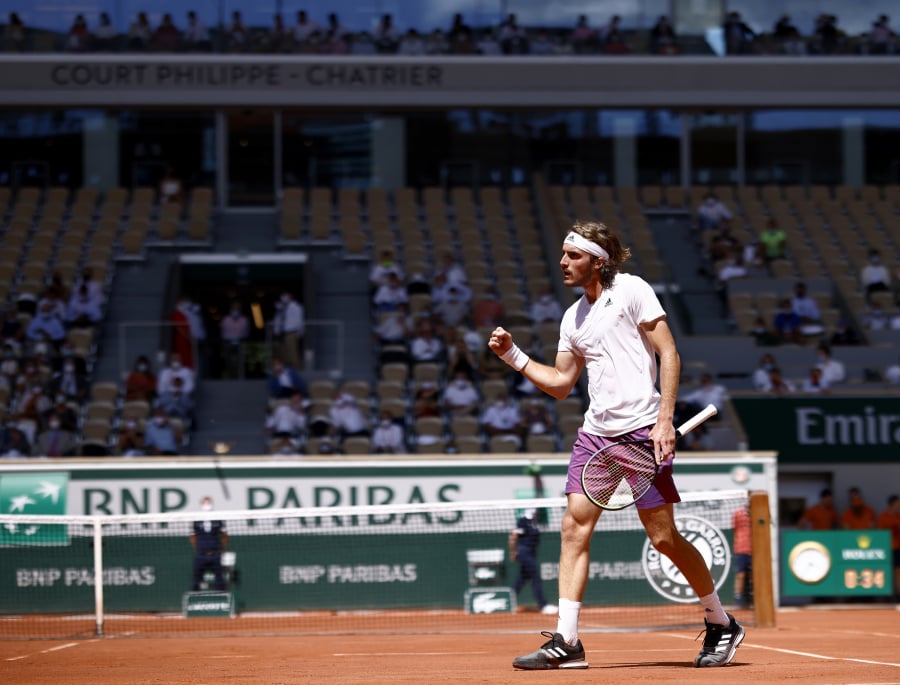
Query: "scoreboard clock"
782 531 892 598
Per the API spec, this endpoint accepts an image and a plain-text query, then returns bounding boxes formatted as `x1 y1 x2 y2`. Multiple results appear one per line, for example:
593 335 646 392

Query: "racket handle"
675 403 718 437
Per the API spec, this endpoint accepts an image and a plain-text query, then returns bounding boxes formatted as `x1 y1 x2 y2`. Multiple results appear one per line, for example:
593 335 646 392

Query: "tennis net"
0 489 764 639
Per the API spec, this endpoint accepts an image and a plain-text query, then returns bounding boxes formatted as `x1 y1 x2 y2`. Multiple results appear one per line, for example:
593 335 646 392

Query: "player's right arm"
488 326 583 400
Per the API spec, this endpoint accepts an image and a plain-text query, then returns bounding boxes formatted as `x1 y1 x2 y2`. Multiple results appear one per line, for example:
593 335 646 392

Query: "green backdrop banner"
731 397 900 462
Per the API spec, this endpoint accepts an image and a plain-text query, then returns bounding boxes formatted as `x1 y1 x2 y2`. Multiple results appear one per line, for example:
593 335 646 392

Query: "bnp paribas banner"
0 457 774 516
0 473 69 545
731 396 900 462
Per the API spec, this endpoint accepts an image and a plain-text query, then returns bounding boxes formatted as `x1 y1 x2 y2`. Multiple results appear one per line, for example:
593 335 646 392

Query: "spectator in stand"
797 488 839 529
398 28 427 56
225 11 249 52
128 11 152 50
750 316 781 347
157 376 194 423
154 13 181 51
790 281 824 336
4 13 27 52
774 15 806 55
292 10 320 47
813 14 841 54
267 356 307 399
326 12 349 40
481 392 522 450
518 398 554 441
144 407 182 456
170 295 197 368
329 391 369 442
741 240 768 277
434 284 470 329
529 30 555 56
65 284 103 329
266 14 289 52
715 249 748 311
406 272 431 297
184 11 212 51
681 373 728 414
413 381 441 418
409 318 444 366
220 301 250 377
158 165 184 205
446 336 479 381
93 12 119 51
761 366 795 395
877 495 900 601
860 248 892 302
472 286 505 328
442 370 480 416
863 301 889 331
43 392 78 433
867 15 895 54
772 298 803 344
476 28 502 55
125 354 157 403
885 356 900 385
35 411 78 457
600 15 628 54
117 417 146 456
529 286 563 324
696 192 733 231
842 487 876 530
66 14 90 52
38 285 67 321
273 291 304 371
157 352 196 396
1 309 25 350
571 14 598 53
829 318 862 346
26 302 66 350
650 15 679 54
0 344 18 387
758 219 787 262
815 342 846 385
449 13 471 42
265 392 307 448
498 13 528 54
374 303 414 348
0 423 31 457
723 11 756 54
47 357 88 403
11 381 52 437
799 366 829 393
371 409 406 454
374 13 400 53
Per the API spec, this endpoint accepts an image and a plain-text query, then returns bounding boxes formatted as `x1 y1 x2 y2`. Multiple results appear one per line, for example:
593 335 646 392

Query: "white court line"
659 632 900 669
334 651 489 657
5 641 80 662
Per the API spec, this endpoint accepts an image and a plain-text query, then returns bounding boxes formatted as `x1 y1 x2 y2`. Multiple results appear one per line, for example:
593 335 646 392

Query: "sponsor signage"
0 473 68 545
782 530 893 597
732 397 900 462
465 588 515 615
183 591 235 618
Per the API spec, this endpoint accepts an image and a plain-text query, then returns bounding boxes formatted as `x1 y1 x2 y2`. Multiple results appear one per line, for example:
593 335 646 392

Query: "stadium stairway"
188 379 271 456
647 215 731 335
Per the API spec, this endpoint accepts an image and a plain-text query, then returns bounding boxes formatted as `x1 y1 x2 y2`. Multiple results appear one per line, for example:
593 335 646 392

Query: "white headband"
564 232 609 260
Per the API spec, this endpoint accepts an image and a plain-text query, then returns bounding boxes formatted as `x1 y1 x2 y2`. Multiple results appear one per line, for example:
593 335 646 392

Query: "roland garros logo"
641 515 731 603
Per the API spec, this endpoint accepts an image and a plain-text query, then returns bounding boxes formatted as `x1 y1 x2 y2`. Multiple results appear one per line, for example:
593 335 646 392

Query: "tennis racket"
580 403 718 510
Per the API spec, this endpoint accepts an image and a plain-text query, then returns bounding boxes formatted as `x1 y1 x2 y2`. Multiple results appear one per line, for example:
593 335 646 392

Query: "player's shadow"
598 661 749 670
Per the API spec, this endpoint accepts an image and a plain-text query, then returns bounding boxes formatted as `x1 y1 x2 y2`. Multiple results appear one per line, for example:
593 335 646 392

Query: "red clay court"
2 606 898 685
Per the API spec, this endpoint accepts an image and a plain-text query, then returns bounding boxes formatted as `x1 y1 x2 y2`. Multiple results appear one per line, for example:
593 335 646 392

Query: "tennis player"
488 220 744 669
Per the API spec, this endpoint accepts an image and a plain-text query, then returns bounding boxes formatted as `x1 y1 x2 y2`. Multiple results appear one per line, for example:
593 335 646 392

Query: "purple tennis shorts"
565 426 681 510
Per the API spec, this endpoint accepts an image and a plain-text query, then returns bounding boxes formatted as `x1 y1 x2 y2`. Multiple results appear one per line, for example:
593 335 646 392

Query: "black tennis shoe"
512 631 589 670
694 613 745 667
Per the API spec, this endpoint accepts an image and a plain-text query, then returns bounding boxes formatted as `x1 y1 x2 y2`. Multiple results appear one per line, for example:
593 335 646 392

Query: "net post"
749 491 775 628
92 518 105 637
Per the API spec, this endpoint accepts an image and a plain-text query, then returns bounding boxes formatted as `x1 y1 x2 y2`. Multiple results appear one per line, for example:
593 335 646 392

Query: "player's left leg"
639 504 744 667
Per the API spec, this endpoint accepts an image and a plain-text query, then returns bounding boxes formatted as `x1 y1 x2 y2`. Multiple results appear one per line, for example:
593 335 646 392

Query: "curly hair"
569 220 631 289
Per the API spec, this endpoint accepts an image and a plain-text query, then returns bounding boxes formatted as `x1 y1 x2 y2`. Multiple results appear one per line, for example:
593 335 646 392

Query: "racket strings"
582 442 657 509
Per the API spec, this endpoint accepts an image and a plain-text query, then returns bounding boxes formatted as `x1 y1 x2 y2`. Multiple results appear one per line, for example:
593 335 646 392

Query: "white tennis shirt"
558 272 666 437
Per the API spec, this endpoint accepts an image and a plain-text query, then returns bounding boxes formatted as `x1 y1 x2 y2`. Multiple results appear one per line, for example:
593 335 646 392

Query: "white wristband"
500 344 531 372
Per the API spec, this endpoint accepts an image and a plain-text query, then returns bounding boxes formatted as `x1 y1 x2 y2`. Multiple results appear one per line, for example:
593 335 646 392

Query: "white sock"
699 591 729 626
556 598 581 645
